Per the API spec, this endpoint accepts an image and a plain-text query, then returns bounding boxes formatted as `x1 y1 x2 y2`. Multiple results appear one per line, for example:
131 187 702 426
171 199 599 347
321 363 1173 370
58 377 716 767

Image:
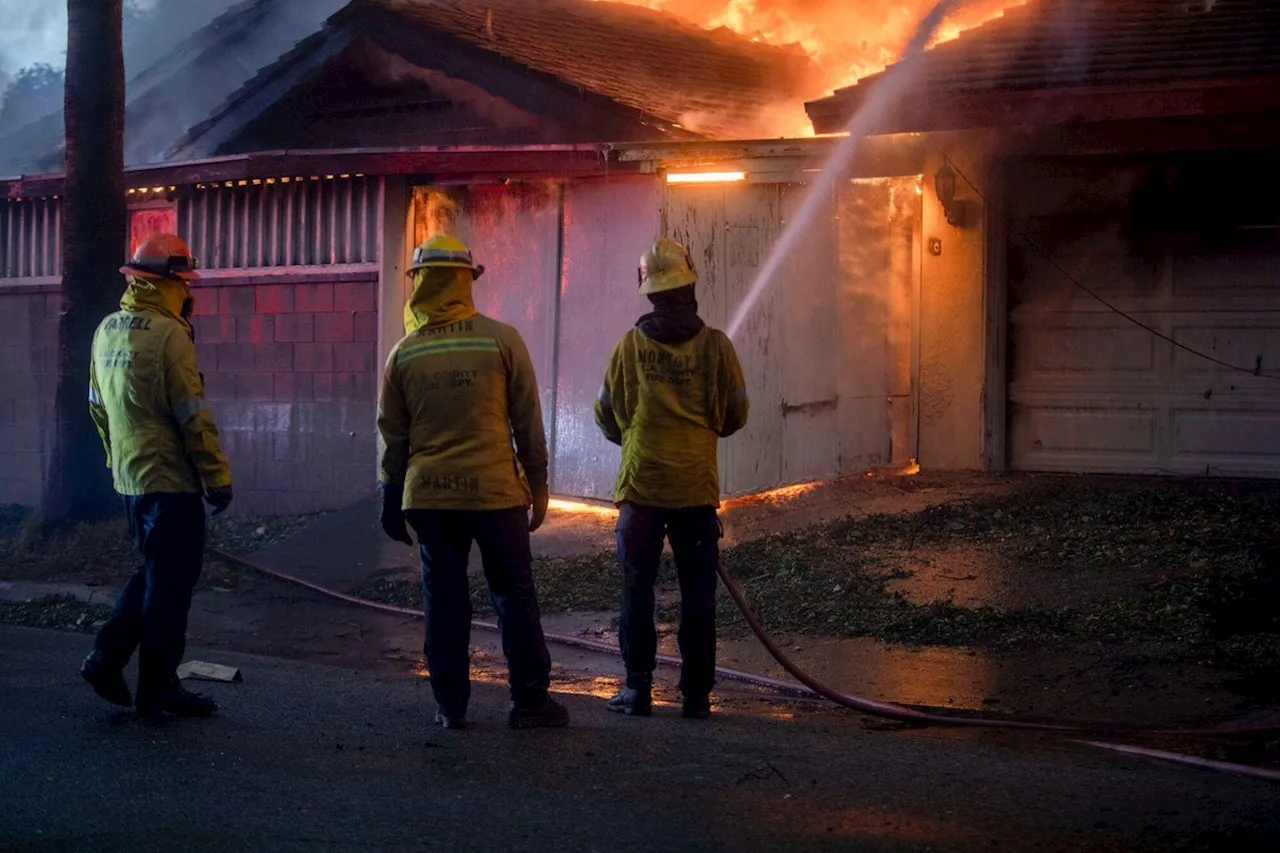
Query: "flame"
548 498 620 518
722 481 822 510
608 0 1025 94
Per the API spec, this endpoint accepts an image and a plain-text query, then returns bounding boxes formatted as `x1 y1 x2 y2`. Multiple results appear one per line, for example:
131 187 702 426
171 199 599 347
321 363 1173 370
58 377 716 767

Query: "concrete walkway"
242 472 1015 593
242 496 619 591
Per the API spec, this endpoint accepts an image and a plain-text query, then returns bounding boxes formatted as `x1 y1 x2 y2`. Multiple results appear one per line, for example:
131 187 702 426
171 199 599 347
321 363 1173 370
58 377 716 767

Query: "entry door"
838 177 921 472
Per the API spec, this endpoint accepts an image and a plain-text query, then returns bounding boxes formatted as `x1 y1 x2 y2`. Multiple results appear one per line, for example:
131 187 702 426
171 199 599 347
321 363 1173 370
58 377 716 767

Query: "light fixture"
934 162 967 227
666 171 747 185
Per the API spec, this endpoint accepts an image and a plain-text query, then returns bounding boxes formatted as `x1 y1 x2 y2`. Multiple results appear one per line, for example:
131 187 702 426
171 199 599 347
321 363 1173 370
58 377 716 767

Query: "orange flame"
608 1 1024 98
548 498 620 518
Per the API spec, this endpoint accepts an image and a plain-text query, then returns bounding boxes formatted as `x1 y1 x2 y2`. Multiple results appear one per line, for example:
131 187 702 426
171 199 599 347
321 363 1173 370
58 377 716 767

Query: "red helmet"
121 233 200 281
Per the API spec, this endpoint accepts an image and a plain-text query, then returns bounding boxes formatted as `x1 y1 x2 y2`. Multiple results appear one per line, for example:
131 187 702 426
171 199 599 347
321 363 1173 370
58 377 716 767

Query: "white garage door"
1007 156 1280 477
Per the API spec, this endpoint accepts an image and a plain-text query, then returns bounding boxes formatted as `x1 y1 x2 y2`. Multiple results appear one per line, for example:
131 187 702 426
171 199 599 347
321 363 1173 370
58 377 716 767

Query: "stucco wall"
917 136 991 471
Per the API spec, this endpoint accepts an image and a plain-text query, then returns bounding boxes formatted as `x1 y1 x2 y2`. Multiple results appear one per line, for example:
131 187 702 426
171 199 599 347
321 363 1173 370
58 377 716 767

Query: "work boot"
136 682 218 719
681 695 712 720
434 710 468 730
508 697 570 730
80 651 132 708
606 687 652 717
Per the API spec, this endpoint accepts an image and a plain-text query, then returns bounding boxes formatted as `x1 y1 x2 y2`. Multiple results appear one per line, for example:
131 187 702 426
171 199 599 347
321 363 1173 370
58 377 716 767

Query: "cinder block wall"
0 287 59 508
190 272 380 515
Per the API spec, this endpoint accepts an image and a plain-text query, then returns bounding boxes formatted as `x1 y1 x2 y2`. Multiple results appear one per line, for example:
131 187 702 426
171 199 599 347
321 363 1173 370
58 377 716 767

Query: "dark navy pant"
406 508 552 716
616 503 720 698
93 493 205 693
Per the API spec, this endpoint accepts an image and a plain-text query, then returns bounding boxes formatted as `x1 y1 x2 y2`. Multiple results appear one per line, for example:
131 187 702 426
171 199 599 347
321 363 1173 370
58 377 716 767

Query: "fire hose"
208 547 1280 782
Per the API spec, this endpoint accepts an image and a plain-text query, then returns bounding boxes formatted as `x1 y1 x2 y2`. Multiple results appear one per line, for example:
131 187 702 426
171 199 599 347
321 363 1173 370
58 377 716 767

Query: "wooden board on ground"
178 661 243 683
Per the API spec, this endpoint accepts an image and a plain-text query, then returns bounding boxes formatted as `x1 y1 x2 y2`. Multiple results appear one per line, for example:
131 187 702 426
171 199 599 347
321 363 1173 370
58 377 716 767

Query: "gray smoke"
0 0 240 115
0 0 67 79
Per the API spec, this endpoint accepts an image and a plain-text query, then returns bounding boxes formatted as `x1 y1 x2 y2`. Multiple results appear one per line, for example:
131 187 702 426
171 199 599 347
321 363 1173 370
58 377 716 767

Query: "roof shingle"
342 0 821 138
807 0 1280 133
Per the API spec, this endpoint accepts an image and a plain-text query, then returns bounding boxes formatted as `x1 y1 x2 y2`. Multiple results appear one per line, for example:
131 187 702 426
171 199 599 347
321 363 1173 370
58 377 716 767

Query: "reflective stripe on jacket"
378 267 548 511
89 276 231 495
595 326 748 508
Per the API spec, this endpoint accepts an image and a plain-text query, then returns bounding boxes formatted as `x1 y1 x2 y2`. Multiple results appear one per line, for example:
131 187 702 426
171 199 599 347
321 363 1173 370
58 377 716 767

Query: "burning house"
807 0 1280 477
2 0 1278 516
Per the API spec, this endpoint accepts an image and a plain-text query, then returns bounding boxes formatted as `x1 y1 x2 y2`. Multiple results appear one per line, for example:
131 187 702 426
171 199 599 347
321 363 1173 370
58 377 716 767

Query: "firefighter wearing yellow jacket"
595 238 748 720
378 234 568 731
80 234 231 719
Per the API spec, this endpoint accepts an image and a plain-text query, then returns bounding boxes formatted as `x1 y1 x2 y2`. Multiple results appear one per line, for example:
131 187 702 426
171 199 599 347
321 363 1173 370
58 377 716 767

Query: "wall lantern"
934 162 968 227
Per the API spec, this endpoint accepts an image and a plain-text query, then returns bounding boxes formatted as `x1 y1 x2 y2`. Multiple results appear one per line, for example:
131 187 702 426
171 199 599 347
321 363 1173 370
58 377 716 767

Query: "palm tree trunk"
43 0 126 524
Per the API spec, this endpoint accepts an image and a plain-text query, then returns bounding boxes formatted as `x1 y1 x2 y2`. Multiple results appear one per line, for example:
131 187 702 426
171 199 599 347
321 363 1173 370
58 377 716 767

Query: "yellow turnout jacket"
378 268 548 511
595 324 748 508
89 276 231 495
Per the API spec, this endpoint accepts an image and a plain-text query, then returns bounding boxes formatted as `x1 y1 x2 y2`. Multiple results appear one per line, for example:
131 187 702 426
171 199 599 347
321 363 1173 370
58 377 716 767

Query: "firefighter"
595 237 749 719
378 234 569 731
80 234 232 718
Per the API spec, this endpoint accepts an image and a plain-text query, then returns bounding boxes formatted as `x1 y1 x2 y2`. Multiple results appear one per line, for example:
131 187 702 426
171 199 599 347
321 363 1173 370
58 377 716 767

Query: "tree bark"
44 0 127 524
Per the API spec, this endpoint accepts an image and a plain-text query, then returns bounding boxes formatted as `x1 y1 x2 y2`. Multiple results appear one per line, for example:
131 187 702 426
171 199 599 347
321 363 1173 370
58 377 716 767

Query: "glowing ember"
723 482 822 509
548 498 620 518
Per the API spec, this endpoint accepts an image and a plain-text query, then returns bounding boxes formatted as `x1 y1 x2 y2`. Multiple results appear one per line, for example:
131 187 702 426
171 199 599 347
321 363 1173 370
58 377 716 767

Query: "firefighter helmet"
407 234 485 279
121 233 200 281
638 238 697 295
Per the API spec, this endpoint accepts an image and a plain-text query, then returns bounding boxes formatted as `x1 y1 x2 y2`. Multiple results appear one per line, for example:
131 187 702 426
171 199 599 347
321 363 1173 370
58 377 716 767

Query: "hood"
404 267 478 334
120 275 194 335
636 285 705 344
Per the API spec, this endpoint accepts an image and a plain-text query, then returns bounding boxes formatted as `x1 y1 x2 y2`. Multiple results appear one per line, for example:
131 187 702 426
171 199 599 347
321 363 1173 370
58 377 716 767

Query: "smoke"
0 0 67 80
607 0 1023 91
678 101 813 139
0 0 240 103
350 41 560 135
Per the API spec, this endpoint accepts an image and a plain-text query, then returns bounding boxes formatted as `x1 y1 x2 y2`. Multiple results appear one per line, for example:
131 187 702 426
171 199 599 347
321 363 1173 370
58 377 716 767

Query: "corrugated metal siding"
180 176 380 269
554 175 662 498
0 198 61 280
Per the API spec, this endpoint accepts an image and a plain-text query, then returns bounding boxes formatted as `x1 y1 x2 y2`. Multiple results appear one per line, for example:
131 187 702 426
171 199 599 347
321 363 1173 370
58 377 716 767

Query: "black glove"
380 483 413 546
528 478 549 534
204 485 233 517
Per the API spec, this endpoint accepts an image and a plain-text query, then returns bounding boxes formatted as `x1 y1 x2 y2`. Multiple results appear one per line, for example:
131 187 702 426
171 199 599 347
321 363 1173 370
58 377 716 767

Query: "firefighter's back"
389 314 530 511
609 324 742 508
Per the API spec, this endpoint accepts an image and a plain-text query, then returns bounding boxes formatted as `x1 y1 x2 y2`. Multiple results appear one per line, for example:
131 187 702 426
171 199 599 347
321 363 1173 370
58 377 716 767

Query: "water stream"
724 0 965 341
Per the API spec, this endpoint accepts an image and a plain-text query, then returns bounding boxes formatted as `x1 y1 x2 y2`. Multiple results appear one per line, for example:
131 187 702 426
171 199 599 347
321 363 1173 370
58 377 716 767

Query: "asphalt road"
2 626 1278 853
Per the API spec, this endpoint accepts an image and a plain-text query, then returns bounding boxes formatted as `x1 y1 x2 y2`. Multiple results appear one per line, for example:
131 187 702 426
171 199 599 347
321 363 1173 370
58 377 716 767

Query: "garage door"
1006 154 1280 477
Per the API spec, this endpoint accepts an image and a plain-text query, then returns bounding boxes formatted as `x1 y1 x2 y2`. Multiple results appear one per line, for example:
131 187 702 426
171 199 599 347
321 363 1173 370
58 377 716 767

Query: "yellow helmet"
121 233 200 281
639 238 697 295
408 233 485 279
